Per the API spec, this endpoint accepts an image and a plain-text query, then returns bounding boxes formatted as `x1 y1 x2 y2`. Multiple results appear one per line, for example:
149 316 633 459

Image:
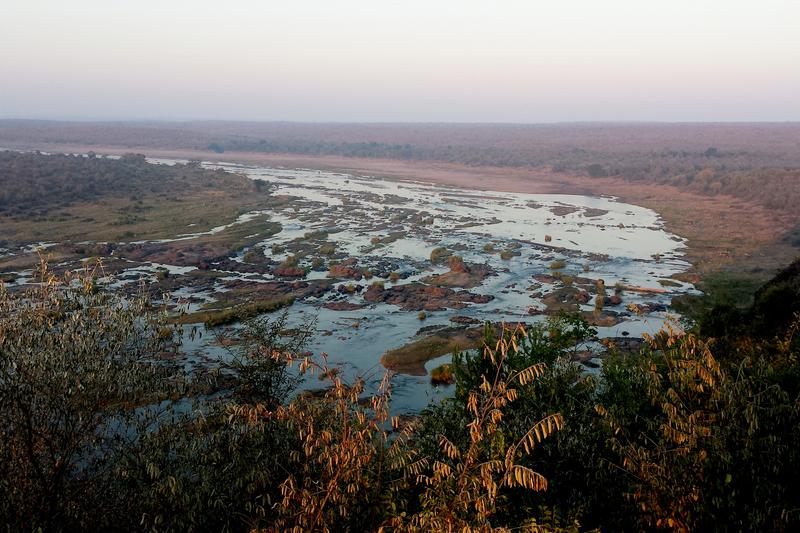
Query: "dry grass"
381 327 484 375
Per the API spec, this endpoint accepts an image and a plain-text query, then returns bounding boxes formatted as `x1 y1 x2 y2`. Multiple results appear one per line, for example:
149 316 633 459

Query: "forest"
1 257 798 531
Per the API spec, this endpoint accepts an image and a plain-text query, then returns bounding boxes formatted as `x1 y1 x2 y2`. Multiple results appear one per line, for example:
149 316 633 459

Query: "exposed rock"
221 279 331 300
423 259 495 288
533 273 559 284
450 315 481 325
551 205 581 216
582 208 609 218
601 336 645 354
575 290 591 304
448 255 469 273
273 266 306 278
211 258 274 274
629 302 667 314
328 261 363 280
620 285 669 294
582 310 624 327
540 286 599 314
336 283 363 294
381 325 486 375
364 282 494 311
176 279 331 325
323 302 367 311
119 241 232 267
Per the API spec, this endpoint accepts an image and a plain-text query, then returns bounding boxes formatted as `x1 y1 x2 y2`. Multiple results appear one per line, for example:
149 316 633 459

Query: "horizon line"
2 117 800 126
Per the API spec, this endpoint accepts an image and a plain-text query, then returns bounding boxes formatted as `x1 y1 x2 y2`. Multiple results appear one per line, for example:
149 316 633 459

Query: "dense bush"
0 150 260 217
0 260 181 529
1 261 799 531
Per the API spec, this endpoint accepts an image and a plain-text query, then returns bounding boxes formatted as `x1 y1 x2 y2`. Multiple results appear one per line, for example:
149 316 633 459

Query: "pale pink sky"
1 0 798 122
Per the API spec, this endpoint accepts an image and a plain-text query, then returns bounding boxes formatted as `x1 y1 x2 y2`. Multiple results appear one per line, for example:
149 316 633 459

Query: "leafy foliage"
598 320 800 531
0 259 180 530
1 260 799 531
390 325 564 531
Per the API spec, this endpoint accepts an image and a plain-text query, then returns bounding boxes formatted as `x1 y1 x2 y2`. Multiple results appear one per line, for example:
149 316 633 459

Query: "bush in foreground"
1 263 800 531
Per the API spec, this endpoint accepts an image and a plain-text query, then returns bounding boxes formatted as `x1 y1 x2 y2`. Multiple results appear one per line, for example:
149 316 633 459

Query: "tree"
0 260 180 529
586 163 608 178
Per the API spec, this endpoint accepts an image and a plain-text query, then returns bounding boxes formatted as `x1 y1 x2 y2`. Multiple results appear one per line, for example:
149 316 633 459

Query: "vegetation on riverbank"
0 150 272 243
5 123 800 283
2 257 799 531
6 121 800 212
176 296 296 327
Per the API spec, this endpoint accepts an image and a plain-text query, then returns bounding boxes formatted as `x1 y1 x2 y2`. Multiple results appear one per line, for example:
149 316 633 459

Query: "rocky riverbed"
0 158 698 412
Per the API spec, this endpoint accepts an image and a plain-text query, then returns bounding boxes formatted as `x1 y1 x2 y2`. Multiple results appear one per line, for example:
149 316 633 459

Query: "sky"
1 0 799 123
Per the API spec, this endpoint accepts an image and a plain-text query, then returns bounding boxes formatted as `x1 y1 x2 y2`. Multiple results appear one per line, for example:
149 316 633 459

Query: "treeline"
212 136 800 211
1 259 799 531
0 151 258 217
198 122 800 213
4 120 800 214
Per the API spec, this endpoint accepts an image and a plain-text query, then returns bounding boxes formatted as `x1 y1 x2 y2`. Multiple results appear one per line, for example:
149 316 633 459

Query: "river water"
164 161 695 412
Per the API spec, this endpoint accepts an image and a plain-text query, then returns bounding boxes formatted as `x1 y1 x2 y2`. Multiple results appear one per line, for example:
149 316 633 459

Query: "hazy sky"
1 0 799 122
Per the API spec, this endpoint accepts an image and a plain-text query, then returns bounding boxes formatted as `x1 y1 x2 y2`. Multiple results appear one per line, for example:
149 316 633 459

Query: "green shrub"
280 255 299 268
319 243 336 255
430 247 451 264
0 261 180 529
430 363 454 385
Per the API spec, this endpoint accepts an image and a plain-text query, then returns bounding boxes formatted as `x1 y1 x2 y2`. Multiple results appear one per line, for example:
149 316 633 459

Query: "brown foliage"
234 324 563 532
